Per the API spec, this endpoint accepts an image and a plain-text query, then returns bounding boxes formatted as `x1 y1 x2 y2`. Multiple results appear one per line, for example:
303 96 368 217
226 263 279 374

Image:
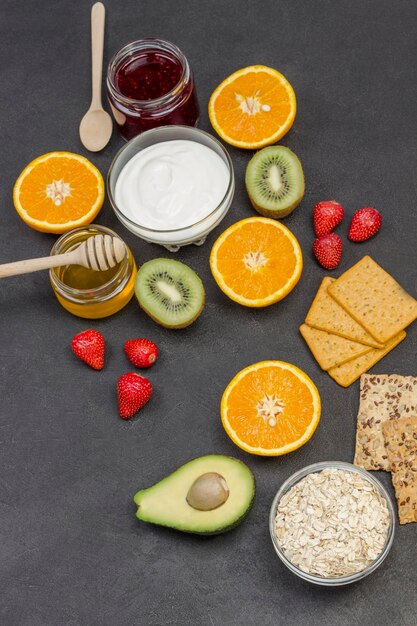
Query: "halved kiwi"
245 146 304 218
135 258 205 329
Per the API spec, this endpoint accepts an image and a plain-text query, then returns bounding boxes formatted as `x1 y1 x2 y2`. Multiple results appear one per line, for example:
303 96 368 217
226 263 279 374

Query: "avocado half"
134 455 255 535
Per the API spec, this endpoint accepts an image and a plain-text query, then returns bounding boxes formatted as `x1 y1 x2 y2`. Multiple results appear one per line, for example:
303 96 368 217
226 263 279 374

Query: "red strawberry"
312 233 343 270
348 207 382 242
71 329 105 370
124 338 158 368
313 200 344 237
117 372 153 419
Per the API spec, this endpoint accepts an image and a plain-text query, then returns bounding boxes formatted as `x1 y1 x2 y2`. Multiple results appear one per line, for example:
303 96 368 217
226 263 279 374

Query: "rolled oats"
274 468 390 578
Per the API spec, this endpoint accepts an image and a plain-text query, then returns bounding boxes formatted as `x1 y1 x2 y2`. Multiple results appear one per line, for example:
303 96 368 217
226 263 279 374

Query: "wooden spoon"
0 234 126 279
79 2 113 152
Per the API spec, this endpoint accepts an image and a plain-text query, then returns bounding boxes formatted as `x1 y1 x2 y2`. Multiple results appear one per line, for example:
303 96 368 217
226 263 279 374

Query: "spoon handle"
0 251 81 279
90 2 106 110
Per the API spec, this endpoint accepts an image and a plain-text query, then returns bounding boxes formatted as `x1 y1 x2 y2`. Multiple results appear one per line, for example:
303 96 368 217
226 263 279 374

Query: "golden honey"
49 225 136 319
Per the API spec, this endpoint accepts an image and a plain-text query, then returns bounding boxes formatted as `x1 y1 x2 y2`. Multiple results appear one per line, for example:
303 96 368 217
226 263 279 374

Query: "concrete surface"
0 0 416 624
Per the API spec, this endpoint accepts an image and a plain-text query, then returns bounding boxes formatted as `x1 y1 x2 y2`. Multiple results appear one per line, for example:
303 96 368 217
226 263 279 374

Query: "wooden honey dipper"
0 234 126 278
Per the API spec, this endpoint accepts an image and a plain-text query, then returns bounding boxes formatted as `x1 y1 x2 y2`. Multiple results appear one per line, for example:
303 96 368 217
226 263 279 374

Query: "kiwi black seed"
134 258 205 329
245 145 305 219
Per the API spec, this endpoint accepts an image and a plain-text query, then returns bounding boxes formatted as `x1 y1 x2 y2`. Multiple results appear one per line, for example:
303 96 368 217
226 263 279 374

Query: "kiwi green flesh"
135 258 205 329
245 146 304 218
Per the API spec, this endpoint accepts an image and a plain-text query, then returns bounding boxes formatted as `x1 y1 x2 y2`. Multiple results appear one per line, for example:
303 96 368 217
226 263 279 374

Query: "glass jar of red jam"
106 38 200 141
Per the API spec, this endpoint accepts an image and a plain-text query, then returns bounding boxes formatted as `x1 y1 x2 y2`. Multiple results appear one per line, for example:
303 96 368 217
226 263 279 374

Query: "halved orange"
208 65 296 149
13 151 105 234
210 217 302 307
221 361 321 456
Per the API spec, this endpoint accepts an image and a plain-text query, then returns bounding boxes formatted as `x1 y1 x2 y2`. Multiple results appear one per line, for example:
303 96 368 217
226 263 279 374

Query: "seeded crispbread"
383 416 417 524
327 331 406 388
299 323 372 371
305 277 383 348
328 256 417 344
354 374 417 471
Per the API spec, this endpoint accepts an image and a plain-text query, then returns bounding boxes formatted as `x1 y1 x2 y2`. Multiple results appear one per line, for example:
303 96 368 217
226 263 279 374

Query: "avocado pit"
186 472 230 511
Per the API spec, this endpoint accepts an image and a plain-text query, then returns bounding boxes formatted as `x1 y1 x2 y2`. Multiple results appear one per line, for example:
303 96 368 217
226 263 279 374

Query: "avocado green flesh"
134 455 255 534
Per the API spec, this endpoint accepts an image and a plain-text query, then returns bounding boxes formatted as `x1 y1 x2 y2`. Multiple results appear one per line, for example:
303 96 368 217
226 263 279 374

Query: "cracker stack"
354 374 417 471
353 374 417 524
300 256 417 387
383 416 417 524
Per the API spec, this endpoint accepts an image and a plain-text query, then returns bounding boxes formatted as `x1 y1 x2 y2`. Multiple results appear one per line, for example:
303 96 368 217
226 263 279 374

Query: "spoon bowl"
80 108 113 152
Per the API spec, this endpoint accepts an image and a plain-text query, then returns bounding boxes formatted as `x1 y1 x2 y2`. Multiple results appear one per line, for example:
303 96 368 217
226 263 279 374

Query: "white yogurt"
114 139 230 232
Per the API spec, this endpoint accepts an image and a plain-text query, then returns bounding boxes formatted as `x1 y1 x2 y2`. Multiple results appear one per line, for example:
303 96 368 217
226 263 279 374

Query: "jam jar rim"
107 125 235 235
106 37 191 110
49 225 132 304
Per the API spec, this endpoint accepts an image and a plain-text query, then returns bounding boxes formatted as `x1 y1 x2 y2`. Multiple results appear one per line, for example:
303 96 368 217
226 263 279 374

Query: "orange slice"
208 65 296 149
221 361 321 456
210 217 303 307
13 151 105 234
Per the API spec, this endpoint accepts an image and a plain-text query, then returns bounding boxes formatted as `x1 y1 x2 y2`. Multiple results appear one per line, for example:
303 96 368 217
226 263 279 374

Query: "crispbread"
383 416 417 524
354 374 417 471
305 277 383 348
327 331 406 387
299 324 372 371
328 256 417 343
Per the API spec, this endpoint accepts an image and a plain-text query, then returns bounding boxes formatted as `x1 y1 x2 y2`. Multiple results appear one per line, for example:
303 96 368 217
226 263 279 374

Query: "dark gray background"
1 0 416 624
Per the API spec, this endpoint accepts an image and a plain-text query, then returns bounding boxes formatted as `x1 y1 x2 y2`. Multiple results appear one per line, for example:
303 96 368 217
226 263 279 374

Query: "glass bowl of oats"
269 461 395 586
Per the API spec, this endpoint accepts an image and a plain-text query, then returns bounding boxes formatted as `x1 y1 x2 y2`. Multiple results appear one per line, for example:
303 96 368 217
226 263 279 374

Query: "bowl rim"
269 460 396 586
107 125 235 235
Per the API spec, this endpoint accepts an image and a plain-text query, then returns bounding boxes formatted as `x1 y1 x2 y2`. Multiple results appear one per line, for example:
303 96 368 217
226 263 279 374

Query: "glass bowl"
107 125 235 252
269 461 395 586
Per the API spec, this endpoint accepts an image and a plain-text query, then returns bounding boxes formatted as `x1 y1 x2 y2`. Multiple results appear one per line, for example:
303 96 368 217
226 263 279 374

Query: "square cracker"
305 277 383 348
383 416 417 524
327 331 406 387
328 256 417 344
299 324 372 370
354 374 417 471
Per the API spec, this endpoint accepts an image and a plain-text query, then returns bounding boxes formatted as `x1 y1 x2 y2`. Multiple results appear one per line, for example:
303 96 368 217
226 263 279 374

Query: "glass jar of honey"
49 225 136 318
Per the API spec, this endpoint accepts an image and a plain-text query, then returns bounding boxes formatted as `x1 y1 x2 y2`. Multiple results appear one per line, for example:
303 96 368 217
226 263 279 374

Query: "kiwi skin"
249 184 305 219
138 292 205 330
245 146 305 219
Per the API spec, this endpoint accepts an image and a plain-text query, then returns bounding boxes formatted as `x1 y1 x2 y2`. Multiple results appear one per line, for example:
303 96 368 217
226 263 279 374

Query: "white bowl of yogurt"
108 125 235 251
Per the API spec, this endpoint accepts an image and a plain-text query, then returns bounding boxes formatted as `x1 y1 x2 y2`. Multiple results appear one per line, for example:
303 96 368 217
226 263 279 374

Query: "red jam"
115 52 183 101
107 39 200 141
